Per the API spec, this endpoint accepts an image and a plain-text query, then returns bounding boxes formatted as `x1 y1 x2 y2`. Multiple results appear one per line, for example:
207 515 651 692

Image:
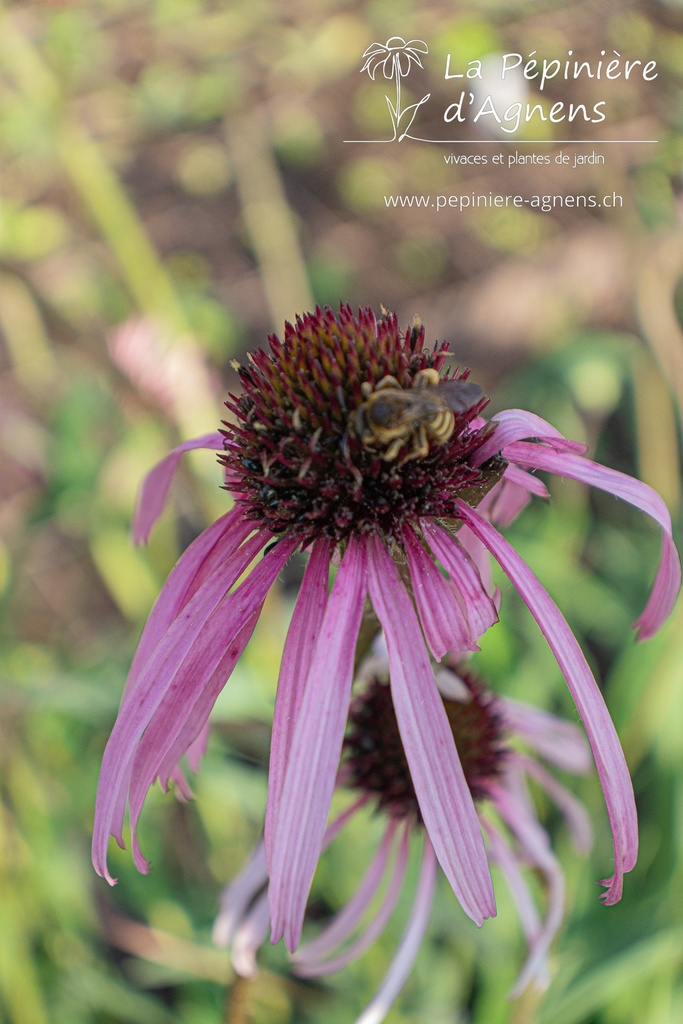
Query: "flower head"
93 305 679 948
360 37 428 81
214 661 594 1022
221 306 498 544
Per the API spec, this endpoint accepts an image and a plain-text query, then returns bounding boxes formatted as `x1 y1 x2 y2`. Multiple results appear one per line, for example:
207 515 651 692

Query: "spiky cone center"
343 671 507 820
221 305 503 544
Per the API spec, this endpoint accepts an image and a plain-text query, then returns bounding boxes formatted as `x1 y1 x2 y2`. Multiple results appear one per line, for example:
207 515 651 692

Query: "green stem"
224 974 251 1024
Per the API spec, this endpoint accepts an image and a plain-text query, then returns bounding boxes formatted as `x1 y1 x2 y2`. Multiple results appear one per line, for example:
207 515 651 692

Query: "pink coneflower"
213 661 594 1022
93 305 679 948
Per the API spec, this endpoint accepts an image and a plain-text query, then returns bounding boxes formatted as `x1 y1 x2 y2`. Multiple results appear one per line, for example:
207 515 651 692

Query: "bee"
352 368 483 464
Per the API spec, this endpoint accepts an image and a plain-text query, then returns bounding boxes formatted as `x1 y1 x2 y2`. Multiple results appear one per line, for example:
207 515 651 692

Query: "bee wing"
438 379 483 413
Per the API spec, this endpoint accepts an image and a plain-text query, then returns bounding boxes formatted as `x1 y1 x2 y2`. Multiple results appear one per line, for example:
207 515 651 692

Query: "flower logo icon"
361 36 430 141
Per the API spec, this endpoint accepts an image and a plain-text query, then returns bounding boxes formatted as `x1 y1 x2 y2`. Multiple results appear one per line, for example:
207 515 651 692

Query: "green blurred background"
1 1 682 1022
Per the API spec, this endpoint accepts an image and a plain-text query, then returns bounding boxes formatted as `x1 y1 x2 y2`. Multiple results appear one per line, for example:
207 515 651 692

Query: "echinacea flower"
213 660 594 1023
93 305 679 949
360 37 429 81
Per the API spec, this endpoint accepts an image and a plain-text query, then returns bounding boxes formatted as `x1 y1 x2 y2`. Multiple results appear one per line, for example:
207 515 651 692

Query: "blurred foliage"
1 0 682 1022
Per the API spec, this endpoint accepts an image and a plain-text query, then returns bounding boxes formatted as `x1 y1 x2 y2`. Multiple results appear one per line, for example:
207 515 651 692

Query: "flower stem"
509 984 542 1024
224 975 251 1024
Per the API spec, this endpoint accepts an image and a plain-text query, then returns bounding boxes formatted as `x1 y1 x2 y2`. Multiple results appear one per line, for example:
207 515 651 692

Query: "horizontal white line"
344 139 659 144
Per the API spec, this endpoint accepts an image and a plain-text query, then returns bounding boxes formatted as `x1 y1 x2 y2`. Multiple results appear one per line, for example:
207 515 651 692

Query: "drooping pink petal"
265 539 332 865
484 463 551 529
502 442 681 639
472 410 588 467
213 842 268 948
500 698 592 775
127 610 262 871
322 795 371 848
185 720 211 775
231 892 270 977
95 527 266 871
482 818 541 945
366 535 495 925
419 519 498 639
504 463 550 499
457 501 637 905
93 535 298 884
486 478 533 528
296 815 403 966
457 524 496 600
132 432 225 544
268 538 368 951
127 508 256 697
142 602 259 809
402 525 476 658
518 754 593 854
354 837 437 1024
166 764 193 801
297 833 409 979
488 773 565 999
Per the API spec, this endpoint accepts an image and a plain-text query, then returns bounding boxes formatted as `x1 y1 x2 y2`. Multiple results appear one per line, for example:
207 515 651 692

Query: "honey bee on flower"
352 367 484 463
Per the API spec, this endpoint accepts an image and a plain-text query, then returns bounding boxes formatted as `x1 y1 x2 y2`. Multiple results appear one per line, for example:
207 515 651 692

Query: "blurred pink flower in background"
214 659 594 1022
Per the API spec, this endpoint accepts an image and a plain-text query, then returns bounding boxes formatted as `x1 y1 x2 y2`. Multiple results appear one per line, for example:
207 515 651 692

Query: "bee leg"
414 368 440 388
381 436 406 461
414 424 429 459
432 410 455 444
374 375 402 392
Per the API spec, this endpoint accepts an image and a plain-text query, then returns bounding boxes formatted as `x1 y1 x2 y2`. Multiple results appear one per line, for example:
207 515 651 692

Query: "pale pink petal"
127 610 262 869
95 527 266 872
472 410 588 467
322 795 371 848
419 519 498 639
268 538 367 951
518 754 593 854
265 539 332 865
503 443 681 639
483 818 541 943
185 720 211 774
213 842 268 948
132 432 225 544
166 764 193 801
504 463 550 499
354 837 437 1024
457 524 496 598
500 698 593 775
295 822 410 976
366 536 495 925
231 892 270 977
487 478 533 528
457 501 637 905
126 507 255 698
489 774 564 998
633 532 681 640
152 610 259 786
93 536 298 884
295 822 399 965
403 525 476 658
